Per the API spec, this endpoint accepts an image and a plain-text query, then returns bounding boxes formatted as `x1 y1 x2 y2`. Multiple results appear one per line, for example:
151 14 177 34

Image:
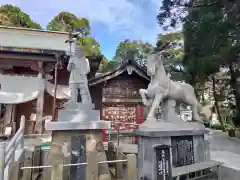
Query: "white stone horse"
139 52 202 122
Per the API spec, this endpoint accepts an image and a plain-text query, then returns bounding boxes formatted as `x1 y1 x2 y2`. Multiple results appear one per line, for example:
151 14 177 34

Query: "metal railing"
0 115 25 180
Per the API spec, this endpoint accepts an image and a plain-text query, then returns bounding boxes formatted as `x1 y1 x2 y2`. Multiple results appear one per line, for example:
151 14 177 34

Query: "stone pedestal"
44 101 111 180
136 100 210 180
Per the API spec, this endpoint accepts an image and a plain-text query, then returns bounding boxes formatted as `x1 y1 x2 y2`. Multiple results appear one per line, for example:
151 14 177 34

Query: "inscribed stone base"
45 107 110 131
136 121 210 180
57 101 99 122
41 130 111 180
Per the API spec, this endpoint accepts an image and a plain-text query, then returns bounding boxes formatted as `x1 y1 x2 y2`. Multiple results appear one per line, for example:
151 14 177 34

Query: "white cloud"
0 0 162 44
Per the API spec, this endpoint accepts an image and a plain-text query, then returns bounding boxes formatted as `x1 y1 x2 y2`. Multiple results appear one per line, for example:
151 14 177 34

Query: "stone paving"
207 129 240 170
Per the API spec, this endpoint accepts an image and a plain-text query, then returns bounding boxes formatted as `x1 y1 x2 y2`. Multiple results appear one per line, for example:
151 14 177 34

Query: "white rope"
20 159 127 170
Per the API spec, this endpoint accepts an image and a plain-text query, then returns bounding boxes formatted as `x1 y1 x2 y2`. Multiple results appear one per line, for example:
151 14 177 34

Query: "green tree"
0 12 11 25
185 4 234 130
157 0 240 29
78 36 101 56
157 0 238 95
113 39 153 67
47 12 90 34
99 57 120 73
47 12 101 57
98 56 110 73
155 31 184 80
156 1 240 129
0 4 41 29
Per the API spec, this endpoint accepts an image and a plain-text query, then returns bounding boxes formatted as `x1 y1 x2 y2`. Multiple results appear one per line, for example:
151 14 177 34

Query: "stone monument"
44 33 111 180
137 52 210 180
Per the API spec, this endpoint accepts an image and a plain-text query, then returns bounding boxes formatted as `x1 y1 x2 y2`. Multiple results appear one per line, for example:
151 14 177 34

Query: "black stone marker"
154 144 172 180
70 134 86 180
171 136 194 167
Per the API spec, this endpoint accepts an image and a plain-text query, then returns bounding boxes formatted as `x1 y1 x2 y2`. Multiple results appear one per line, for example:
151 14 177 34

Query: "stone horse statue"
139 52 202 122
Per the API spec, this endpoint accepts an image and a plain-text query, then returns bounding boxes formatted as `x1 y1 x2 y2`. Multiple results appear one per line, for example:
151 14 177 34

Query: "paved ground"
207 129 240 170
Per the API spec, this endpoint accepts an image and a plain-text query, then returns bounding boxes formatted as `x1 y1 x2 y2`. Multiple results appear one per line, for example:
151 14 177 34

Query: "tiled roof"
0 26 69 52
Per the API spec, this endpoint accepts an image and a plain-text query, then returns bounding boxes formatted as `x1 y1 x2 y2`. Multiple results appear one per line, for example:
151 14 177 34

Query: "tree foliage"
99 60 119 73
157 0 240 29
99 40 153 72
157 0 238 87
113 39 153 67
155 31 184 81
77 36 101 56
47 12 90 34
98 56 110 73
0 4 41 29
156 32 183 64
157 0 240 127
47 12 101 57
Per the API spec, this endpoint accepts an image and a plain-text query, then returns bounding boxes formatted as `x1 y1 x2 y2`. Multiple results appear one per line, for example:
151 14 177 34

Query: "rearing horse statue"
139 52 202 122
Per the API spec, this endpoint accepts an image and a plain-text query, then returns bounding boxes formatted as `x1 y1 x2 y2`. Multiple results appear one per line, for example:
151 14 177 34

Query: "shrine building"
89 60 149 132
0 25 150 137
0 26 101 134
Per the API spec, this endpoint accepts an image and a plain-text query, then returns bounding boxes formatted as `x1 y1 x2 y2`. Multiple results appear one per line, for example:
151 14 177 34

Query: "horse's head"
146 52 164 76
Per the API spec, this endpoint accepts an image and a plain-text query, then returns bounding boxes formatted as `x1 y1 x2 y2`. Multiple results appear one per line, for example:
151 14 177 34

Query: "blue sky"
0 0 165 60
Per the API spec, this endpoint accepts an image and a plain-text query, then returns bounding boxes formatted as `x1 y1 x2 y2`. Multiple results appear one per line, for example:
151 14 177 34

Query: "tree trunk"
229 64 240 113
189 73 201 99
212 75 225 131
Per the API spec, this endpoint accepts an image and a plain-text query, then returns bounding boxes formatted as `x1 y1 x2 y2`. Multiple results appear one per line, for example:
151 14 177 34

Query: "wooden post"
127 154 137 180
51 143 63 180
117 126 120 147
115 147 124 179
51 163 63 180
86 151 98 180
217 165 221 180
4 104 13 125
32 146 41 173
11 105 16 133
22 150 33 180
8 161 20 180
107 142 114 162
52 61 58 122
35 61 44 134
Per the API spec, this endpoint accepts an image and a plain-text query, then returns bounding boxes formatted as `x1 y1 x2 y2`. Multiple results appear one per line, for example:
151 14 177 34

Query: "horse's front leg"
139 89 150 106
147 94 163 122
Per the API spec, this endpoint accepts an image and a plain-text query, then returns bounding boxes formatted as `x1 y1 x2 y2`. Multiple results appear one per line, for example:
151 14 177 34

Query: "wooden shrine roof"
0 26 102 76
0 26 68 53
89 59 150 86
